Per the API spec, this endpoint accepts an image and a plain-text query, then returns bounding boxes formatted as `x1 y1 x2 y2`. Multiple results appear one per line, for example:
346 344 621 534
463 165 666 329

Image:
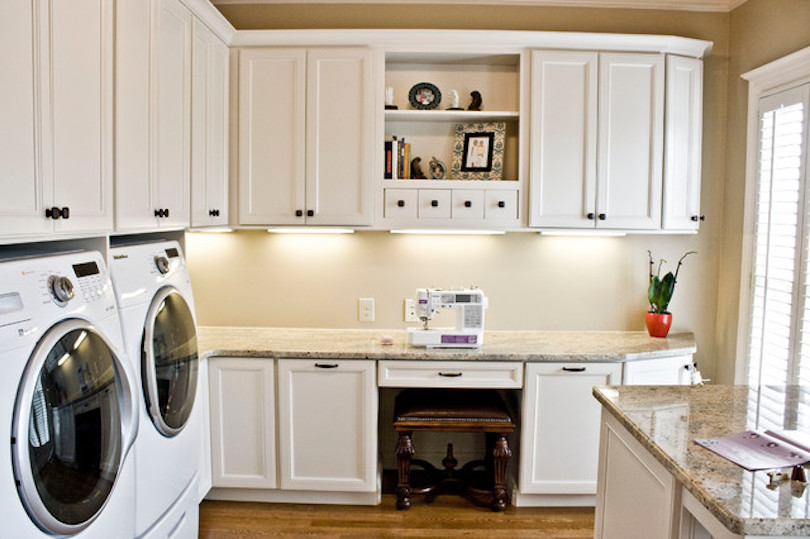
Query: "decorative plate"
408 82 441 110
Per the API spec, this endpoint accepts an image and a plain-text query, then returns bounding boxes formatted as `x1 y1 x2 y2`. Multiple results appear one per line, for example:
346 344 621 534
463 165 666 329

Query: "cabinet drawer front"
485 190 518 221
417 190 451 219
384 188 417 219
378 361 523 388
451 190 484 219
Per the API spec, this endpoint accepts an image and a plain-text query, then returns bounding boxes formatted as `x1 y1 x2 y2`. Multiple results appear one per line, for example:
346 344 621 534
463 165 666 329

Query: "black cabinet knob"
598 213 606 221
431 200 439 207
296 210 303 217
307 210 314 217
164 208 170 218
464 200 472 208
397 200 405 208
498 201 506 208
700 215 705 221
45 207 61 220
587 212 595 220
209 209 221 217
60 207 70 219
154 209 162 218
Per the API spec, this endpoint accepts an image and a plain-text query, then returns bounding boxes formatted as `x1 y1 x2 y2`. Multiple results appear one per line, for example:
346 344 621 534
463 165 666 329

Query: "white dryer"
109 241 209 539
0 251 138 538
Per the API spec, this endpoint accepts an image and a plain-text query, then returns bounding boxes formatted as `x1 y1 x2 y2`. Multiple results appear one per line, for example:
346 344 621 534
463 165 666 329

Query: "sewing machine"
406 287 488 348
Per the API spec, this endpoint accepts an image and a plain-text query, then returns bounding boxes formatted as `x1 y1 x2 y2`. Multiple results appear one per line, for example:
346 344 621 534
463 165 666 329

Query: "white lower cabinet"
623 355 694 385
594 411 678 539
277 359 377 492
519 362 622 496
208 358 277 489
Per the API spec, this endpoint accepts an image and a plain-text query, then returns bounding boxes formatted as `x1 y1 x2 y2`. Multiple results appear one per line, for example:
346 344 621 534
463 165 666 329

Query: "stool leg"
492 434 511 512
396 431 414 510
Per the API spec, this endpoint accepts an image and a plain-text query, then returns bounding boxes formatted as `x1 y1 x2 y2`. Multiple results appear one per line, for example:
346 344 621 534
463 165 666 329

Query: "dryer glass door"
13 320 130 535
143 287 198 436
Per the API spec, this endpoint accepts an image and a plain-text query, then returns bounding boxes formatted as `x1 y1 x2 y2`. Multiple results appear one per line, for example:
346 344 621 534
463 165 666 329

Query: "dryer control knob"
154 256 171 275
50 276 75 305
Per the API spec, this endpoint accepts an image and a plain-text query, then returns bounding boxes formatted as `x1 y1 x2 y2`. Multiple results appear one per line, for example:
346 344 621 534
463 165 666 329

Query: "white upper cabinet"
238 48 307 225
663 55 703 231
530 51 670 230
191 19 229 228
529 51 598 228
115 0 191 232
597 53 664 230
305 48 374 226
0 0 113 240
238 47 373 226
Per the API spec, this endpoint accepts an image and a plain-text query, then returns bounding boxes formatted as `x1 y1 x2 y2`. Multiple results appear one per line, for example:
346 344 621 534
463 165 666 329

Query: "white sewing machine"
406 287 488 348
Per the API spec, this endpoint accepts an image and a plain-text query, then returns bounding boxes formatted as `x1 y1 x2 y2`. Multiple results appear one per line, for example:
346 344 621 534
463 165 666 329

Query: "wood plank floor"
199 495 595 537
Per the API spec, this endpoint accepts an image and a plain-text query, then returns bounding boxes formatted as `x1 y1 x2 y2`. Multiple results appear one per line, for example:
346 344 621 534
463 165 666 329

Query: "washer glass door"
143 287 198 436
13 320 130 534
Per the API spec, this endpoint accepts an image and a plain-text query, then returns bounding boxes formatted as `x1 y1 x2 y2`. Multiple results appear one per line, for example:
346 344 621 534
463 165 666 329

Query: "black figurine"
410 157 427 179
468 91 482 111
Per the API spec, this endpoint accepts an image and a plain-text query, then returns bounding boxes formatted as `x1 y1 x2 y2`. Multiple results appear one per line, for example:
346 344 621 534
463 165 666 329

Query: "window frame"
736 46 810 384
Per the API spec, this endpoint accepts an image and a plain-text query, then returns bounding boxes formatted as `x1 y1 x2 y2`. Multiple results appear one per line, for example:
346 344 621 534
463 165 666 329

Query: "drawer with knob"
451 190 484 220
384 189 418 219
417 189 451 219
485 191 518 221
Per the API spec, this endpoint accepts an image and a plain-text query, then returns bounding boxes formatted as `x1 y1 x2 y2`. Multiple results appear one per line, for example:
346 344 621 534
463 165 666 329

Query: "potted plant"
647 250 695 338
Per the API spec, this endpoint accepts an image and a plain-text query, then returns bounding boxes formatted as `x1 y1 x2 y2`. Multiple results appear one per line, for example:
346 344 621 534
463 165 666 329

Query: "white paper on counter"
694 430 810 471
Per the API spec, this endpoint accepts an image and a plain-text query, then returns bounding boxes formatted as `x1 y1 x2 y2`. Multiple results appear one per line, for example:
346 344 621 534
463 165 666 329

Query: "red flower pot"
646 312 672 338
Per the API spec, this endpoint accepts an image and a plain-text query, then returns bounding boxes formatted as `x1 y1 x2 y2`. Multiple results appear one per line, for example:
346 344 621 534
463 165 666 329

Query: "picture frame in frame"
451 122 505 180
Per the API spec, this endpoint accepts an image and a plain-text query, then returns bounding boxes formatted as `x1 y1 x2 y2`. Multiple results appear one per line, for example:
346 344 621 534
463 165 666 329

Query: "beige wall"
187 3 737 378
714 0 810 384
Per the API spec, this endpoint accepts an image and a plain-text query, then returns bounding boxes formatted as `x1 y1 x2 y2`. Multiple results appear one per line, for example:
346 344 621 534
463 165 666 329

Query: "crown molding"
211 0 748 13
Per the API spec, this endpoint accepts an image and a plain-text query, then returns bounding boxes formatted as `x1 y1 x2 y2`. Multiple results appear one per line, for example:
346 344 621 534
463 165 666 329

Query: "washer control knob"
50 276 75 305
154 256 170 275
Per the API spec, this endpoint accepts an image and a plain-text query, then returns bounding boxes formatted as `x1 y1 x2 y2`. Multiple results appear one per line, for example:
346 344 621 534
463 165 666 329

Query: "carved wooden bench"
393 388 515 512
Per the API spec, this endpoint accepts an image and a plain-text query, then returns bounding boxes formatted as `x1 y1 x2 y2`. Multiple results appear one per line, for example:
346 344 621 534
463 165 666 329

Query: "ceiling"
210 0 748 12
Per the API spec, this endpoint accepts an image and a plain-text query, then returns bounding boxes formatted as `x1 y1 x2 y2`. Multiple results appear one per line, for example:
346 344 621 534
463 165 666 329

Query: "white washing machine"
0 251 138 538
110 241 209 539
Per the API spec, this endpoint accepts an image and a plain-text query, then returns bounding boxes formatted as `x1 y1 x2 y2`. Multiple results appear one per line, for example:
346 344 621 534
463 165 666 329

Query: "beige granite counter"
593 385 810 536
198 326 695 362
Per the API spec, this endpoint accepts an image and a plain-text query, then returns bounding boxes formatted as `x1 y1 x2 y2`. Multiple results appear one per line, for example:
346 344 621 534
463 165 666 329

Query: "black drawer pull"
498 201 506 208
598 213 606 221
296 210 303 217
431 200 439 207
587 212 595 220
464 200 472 208
562 366 586 372
438 372 462 377
307 210 315 217
397 200 405 208
315 363 339 369
61 207 70 219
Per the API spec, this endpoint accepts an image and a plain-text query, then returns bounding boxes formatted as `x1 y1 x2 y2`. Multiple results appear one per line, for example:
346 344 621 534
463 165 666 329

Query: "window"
746 84 809 390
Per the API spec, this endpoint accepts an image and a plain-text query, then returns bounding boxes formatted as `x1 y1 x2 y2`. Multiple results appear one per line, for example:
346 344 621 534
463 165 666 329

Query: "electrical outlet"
358 298 375 322
404 298 418 322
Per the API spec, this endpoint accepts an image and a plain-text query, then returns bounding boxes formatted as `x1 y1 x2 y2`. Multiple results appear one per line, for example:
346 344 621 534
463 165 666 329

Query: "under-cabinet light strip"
266 227 355 234
389 229 506 235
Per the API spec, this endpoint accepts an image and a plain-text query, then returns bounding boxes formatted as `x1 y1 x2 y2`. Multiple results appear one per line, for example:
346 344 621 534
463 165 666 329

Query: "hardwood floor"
199 495 594 537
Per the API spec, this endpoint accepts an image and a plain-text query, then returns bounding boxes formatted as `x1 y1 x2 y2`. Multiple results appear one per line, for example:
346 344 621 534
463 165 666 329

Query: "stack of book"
384 137 412 179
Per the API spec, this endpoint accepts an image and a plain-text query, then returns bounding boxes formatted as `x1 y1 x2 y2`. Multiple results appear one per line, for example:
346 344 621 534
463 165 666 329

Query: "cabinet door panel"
238 48 306 225
663 56 703 231
520 362 621 494
597 53 663 229
278 360 377 492
529 50 598 228
306 48 373 226
0 0 50 237
50 0 113 234
209 358 276 489
115 0 154 231
191 20 229 227
153 0 191 228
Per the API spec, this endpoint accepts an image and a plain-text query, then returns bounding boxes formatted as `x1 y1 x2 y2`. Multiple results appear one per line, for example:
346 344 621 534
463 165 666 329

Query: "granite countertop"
593 385 810 536
197 326 696 362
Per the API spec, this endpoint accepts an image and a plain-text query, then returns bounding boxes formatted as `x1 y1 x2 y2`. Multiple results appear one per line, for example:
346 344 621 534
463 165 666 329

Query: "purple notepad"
694 430 810 471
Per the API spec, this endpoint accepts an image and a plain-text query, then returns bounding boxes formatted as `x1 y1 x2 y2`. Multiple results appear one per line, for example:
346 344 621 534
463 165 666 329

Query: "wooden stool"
393 388 515 512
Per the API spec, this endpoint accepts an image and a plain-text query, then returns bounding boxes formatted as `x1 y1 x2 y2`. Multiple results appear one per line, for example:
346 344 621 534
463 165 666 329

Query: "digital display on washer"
165 248 179 258
72 261 100 278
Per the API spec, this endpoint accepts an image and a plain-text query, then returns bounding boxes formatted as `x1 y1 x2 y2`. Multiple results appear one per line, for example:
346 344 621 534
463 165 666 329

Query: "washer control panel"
42 260 107 307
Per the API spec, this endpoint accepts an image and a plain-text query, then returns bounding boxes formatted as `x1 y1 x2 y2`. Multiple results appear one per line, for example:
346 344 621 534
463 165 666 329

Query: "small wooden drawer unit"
378 361 523 388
